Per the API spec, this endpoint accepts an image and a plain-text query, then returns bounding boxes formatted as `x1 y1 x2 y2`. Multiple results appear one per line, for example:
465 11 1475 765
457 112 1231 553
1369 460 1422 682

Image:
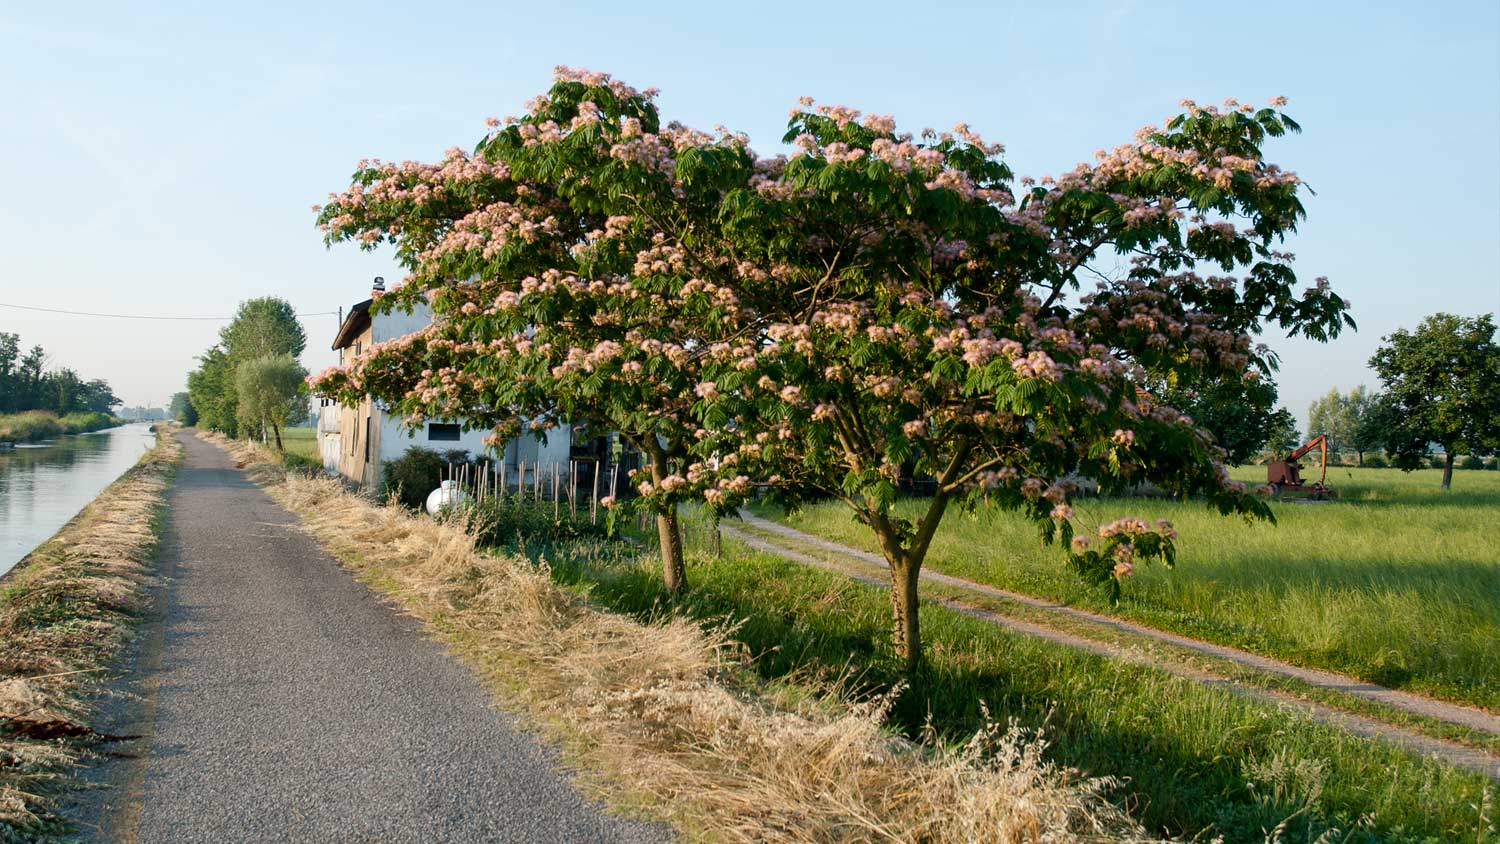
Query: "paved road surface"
79 432 672 843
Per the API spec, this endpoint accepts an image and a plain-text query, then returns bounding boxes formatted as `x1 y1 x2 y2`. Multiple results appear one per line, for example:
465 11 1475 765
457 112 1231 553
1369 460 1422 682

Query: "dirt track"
728 512 1500 779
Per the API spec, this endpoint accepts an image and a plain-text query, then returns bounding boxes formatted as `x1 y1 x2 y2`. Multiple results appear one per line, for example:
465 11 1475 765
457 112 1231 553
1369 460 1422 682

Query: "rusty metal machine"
1266 434 1336 499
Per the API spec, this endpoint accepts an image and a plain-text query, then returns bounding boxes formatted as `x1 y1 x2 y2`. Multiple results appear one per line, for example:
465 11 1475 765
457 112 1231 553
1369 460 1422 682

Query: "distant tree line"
184 297 308 450
1309 312 1499 489
0 332 121 416
118 405 171 421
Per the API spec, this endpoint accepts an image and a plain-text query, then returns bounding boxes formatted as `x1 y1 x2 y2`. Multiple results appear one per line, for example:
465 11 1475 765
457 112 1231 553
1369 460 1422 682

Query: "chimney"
372 276 386 298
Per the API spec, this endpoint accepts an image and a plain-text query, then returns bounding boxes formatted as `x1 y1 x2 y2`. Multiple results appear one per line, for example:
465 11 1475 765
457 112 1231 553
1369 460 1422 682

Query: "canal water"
0 422 156 578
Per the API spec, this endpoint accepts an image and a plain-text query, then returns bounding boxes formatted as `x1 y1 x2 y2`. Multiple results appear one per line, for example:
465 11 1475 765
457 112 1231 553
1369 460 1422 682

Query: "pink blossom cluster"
551 65 657 102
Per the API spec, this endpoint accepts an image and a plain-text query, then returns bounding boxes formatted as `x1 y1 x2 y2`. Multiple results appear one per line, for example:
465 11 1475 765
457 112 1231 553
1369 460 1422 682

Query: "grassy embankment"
205 432 1162 844
0 411 125 444
569 524 1491 843
212 432 1494 843
0 425 182 839
765 466 1500 713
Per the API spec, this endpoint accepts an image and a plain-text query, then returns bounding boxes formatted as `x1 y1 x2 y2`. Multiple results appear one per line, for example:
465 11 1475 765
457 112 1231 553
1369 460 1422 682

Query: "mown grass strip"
0 425 182 839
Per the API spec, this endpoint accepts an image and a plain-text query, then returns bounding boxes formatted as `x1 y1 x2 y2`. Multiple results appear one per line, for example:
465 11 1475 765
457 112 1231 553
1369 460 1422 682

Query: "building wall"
316 305 575 493
379 416 492 467
371 301 434 345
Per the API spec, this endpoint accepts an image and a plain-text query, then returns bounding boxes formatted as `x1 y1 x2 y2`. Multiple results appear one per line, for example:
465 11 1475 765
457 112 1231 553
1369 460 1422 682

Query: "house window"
428 423 461 442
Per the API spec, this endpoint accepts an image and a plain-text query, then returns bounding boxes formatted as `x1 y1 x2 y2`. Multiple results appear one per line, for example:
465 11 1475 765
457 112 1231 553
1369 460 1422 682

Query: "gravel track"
82 432 674 843
726 514 1500 779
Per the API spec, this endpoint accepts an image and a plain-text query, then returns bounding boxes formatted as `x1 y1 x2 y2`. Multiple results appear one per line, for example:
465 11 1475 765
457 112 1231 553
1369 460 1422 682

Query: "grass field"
519 528 1492 843
761 466 1500 712
280 425 318 462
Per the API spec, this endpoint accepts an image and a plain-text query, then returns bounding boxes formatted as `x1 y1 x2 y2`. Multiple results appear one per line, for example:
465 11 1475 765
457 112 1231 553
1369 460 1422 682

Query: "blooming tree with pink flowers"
688 94 1351 668
309 68 1351 669
309 68 760 593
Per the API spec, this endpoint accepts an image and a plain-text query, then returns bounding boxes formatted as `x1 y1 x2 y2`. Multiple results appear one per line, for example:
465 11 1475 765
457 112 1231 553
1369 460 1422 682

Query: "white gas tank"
425 480 472 515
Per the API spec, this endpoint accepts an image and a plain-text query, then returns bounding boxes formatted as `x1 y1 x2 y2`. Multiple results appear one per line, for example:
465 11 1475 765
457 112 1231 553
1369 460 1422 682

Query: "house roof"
331 299 373 351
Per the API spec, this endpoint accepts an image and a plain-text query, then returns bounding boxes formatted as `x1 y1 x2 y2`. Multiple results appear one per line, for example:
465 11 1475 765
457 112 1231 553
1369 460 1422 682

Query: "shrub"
1364 454 1388 468
0 410 119 442
0 411 63 442
58 411 118 434
1459 455 1485 470
443 496 607 549
382 446 471 509
1429 455 1446 469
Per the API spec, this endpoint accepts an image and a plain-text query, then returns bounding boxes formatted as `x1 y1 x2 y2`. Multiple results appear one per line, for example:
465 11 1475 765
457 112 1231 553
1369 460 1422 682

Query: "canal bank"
0 422 156 578
0 425 181 838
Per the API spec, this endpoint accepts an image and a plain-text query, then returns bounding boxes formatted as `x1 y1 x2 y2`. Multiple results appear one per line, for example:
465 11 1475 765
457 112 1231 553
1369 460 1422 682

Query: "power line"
0 302 338 322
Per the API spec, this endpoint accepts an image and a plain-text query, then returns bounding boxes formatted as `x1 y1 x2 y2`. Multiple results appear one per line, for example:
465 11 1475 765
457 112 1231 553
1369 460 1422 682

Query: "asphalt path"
79 432 673 843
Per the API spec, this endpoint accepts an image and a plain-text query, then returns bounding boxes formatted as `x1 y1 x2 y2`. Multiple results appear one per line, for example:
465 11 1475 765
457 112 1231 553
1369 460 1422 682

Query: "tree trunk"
642 438 688 594
866 487 956 674
272 422 283 452
1356 449 1364 467
656 507 687 594
1442 450 1454 490
889 554 922 673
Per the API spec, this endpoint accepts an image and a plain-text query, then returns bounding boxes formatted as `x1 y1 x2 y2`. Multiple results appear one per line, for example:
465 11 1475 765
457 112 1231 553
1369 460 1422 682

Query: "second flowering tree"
690 95 1351 669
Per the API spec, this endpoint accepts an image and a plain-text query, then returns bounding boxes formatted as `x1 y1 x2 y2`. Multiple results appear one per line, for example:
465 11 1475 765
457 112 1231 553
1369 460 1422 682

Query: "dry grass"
0 424 182 835
200 431 1157 844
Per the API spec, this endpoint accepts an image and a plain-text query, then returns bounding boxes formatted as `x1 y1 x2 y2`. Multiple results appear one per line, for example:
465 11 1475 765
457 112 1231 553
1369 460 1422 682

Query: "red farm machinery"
1266 434 1337 500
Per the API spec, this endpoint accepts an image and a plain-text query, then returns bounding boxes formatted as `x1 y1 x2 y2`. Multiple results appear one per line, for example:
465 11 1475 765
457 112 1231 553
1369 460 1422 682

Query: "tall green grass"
0 410 122 442
280 425 318 461
519 532 1491 843
766 466 1500 710
277 425 322 472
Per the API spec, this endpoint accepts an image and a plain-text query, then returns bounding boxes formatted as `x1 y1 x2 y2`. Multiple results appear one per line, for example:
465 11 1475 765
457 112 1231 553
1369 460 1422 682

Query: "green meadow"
765 466 1500 711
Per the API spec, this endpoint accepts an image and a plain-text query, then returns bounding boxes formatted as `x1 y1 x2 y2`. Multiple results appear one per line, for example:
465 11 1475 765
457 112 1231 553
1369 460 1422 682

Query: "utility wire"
0 302 338 322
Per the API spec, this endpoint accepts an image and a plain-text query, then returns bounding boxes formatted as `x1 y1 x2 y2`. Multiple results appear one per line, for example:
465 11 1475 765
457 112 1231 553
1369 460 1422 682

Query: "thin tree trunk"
1442 450 1454 490
860 454 964 673
643 438 688 594
869 513 925 671
889 554 921 673
1356 449 1364 467
656 507 687 594
272 422 283 452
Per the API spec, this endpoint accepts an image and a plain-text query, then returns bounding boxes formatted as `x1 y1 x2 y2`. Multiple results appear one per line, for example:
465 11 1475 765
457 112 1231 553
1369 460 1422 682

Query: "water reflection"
0 423 155 577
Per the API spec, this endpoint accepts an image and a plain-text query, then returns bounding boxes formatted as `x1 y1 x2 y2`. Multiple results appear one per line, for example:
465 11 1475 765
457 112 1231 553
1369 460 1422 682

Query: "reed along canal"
0 422 155 578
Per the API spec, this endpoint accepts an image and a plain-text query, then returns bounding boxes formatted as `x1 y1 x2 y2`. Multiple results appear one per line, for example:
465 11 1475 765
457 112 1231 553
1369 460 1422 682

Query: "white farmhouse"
317 278 572 488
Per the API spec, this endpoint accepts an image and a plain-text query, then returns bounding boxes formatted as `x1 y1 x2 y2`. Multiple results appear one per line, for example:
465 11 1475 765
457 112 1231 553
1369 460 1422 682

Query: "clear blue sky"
1 1 1496 428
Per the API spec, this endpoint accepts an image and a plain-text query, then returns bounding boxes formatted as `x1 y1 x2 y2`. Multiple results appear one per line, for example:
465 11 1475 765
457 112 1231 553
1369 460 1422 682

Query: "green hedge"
0 410 121 442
